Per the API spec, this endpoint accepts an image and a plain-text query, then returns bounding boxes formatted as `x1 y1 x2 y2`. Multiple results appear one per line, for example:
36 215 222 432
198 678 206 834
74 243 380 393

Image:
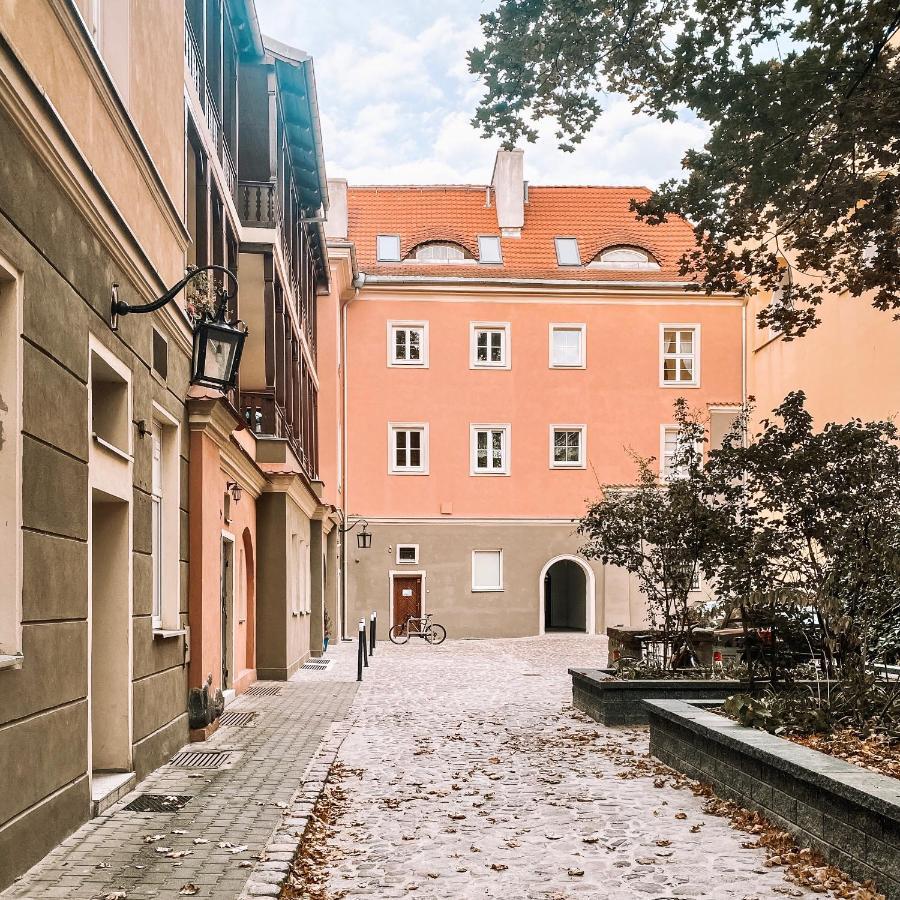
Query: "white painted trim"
538 555 597 635
471 549 504 592
549 424 587 469
387 320 429 368
549 323 587 368
469 321 511 369
388 422 430 474
469 423 511 476
388 569 426 626
395 544 420 565
660 423 677 481
659 322 701 388
360 516 580 526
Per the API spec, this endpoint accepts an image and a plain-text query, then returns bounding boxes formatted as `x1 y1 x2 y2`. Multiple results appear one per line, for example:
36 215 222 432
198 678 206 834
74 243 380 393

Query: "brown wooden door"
393 576 422 627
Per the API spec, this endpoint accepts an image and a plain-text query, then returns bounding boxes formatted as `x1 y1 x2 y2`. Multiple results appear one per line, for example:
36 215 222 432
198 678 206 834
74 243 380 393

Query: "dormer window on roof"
376 234 401 262
407 241 471 263
478 236 503 264
554 237 581 267
590 246 660 270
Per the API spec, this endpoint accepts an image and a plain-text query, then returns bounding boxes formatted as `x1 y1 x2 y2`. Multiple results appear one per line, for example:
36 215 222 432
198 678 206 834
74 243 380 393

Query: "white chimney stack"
490 149 524 237
325 178 348 240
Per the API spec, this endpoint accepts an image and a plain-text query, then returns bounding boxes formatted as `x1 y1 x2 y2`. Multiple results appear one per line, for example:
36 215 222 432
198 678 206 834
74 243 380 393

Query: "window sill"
92 433 133 462
0 654 24 671
472 587 504 593
153 628 186 640
660 382 700 389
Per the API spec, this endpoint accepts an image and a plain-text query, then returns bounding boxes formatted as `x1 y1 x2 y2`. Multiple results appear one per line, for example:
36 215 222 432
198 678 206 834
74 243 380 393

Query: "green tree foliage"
468 1 900 337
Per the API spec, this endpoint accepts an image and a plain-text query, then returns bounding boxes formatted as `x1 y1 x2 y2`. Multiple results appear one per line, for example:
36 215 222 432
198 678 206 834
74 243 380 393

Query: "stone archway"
539 555 595 635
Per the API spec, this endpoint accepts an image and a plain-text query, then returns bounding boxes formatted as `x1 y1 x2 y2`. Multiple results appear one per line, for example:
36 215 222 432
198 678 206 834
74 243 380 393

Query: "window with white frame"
472 550 503 591
478 235 502 264
0 260 21 661
550 425 586 468
376 234 401 261
390 424 428 473
661 426 702 481
471 323 509 368
150 413 180 631
388 322 428 366
550 324 585 368
767 268 793 340
590 246 660 270
411 241 468 262
690 569 702 592
396 544 419 564
304 540 312 613
554 237 581 266
661 325 699 386
471 425 509 475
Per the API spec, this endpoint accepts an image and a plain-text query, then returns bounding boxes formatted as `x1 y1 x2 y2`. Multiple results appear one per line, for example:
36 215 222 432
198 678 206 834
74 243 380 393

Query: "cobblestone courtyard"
296 634 819 900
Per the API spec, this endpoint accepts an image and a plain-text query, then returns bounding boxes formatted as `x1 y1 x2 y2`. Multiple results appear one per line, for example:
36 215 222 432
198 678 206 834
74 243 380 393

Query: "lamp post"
110 265 247 391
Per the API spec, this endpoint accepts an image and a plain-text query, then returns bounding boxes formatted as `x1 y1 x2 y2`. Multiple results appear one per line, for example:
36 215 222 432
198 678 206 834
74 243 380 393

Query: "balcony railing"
185 17 203 106
241 390 312 476
238 181 278 228
222 140 237 198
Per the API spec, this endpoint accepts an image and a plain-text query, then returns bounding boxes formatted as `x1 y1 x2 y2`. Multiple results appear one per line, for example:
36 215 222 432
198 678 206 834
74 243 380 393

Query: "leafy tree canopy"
468 1 900 337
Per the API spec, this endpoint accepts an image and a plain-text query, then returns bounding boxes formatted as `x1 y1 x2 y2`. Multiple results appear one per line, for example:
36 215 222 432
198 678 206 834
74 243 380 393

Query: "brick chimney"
490 149 524 237
325 178 348 240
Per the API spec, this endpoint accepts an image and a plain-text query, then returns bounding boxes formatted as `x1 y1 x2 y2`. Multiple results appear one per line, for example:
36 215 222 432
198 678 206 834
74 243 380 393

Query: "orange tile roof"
346 185 699 283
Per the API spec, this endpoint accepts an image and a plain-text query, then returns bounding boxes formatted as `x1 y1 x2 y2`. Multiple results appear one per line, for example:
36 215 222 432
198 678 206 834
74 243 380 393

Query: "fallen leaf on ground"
179 886 199 896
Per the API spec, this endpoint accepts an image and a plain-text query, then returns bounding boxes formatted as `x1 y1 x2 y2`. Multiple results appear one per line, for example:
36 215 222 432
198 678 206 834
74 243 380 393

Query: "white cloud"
255 0 709 188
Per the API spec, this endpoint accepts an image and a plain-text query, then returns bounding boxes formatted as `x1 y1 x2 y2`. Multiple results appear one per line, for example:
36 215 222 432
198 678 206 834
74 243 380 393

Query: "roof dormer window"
590 246 660 270
478 236 503 264
554 237 581 267
376 234 401 262
409 241 470 262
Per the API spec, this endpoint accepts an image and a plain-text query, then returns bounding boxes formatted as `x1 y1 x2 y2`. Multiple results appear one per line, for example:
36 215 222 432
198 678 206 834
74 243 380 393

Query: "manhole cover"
219 711 256 727
169 750 235 769
123 794 192 813
301 659 333 671
245 684 282 697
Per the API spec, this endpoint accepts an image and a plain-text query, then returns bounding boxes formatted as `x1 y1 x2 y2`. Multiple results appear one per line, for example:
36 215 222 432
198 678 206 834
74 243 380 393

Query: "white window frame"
151 404 181 633
590 246 661 270
396 544 420 565
660 424 703 482
387 320 429 367
389 422 429 474
376 234 401 262
549 424 587 469
470 424 511 476
472 550 504 592
659 323 700 388
477 235 503 264
469 322 510 369
549 323 586 368
554 237 581 266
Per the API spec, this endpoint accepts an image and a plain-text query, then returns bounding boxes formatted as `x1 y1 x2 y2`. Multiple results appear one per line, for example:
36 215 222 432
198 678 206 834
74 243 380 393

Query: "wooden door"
393 576 422 627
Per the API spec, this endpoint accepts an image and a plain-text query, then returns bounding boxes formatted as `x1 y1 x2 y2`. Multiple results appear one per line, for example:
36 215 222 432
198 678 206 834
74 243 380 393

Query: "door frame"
388 569 426 627
221 530 236 696
538 555 596 635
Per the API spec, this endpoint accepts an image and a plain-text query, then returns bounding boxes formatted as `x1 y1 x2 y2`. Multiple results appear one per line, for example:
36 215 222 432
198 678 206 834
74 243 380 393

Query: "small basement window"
396 544 419 564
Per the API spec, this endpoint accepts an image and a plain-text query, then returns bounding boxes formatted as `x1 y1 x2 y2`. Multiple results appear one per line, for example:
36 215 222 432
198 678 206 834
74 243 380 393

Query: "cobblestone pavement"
305 634 819 900
3 659 358 900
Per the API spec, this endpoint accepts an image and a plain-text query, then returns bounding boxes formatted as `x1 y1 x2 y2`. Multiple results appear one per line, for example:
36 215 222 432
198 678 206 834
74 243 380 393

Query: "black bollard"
357 618 365 682
362 616 369 667
370 611 376 655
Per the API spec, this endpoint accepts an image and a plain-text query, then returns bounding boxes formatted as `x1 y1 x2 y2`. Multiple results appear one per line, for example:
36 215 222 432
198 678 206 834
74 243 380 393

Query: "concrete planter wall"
570 668 746 725
646 699 900 900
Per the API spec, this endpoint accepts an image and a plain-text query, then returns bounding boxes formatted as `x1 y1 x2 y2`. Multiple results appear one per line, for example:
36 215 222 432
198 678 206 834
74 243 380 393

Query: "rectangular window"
388 322 428 366
376 234 401 261
396 544 419 564
390 424 429 474
472 550 503 591
478 235 503 264
471 424 510 475
660 425 702 481
660 325 700 387
151 429 163 629
550 324 586 368
550 425 586 468
151 411 181 631
554 237 581 266
470 323 509 368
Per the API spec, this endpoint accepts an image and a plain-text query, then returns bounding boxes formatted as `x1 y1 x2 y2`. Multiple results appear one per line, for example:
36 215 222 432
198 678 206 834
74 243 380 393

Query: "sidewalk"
3 642 360 900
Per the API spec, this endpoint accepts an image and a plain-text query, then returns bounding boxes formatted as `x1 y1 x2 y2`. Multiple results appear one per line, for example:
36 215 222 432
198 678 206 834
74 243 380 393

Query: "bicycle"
389 612 447 645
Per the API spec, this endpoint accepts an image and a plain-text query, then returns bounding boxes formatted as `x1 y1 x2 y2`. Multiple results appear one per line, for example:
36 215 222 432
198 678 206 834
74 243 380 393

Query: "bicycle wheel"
426 624 446 645
389 623 409 645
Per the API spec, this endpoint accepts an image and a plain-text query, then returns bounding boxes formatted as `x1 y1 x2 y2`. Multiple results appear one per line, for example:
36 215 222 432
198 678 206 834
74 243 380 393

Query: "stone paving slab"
2 648 359 900
298 634 824 900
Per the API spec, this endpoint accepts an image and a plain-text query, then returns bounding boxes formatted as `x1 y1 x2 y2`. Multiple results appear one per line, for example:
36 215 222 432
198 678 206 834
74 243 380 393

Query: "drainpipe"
741 301 748 408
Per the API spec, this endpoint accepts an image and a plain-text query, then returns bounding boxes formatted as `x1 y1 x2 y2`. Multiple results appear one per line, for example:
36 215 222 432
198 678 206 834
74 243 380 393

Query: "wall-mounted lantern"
226 481 243 503
110 265 247 391
340 518 372 549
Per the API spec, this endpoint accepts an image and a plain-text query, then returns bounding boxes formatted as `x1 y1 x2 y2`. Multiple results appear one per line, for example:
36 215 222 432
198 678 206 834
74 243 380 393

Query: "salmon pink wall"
345 290 743 519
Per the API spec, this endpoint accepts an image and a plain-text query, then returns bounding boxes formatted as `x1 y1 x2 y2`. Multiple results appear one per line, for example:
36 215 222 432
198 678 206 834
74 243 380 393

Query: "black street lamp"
110 265 247 391
340 518 372 549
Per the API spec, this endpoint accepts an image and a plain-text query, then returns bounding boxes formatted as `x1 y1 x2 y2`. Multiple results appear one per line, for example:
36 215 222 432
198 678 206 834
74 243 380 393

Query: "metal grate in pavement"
219 710 256 727
300 659 333 671
123 794 192 813
245 684 282 697
170 750 234 769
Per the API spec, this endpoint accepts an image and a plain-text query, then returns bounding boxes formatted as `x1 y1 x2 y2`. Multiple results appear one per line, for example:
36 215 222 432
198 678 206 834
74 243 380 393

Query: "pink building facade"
323 151 745 640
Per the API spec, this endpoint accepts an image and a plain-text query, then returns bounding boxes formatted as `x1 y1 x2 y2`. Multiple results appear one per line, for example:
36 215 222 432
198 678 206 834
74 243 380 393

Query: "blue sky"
254 0 709 188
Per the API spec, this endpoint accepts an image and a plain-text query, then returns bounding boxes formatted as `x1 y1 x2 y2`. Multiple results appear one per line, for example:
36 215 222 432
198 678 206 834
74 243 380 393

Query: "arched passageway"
543 558 587 632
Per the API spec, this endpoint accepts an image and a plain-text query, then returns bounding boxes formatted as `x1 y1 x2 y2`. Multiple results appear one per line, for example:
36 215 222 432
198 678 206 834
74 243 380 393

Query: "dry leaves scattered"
787 730 900 781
